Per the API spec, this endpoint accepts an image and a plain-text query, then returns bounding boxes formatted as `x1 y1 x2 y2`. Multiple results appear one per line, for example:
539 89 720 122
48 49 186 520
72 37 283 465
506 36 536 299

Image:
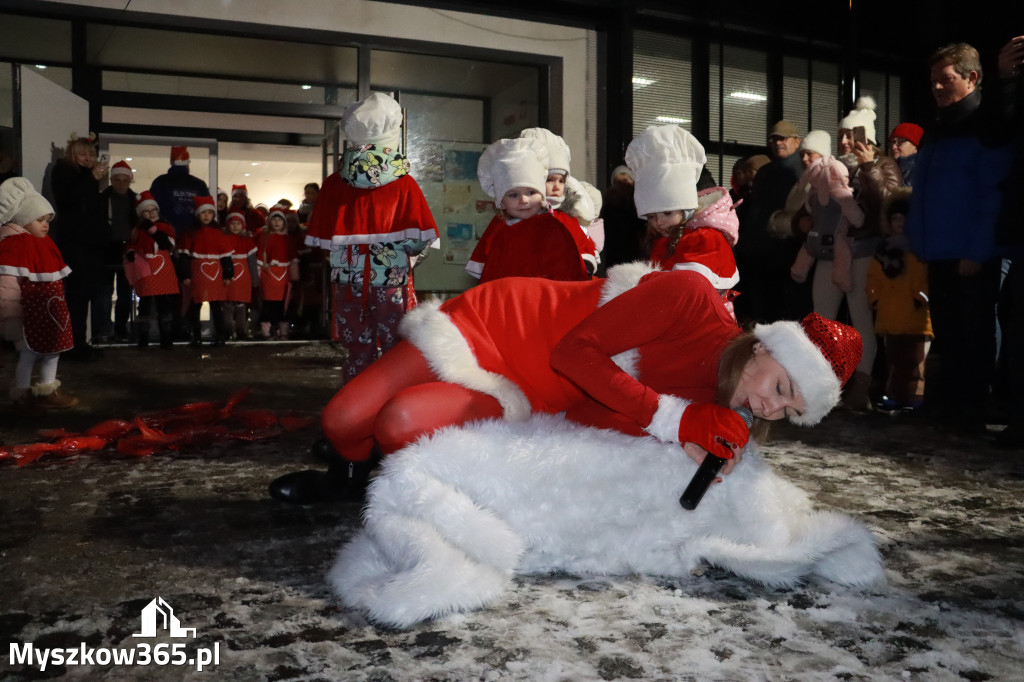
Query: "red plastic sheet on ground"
0 387 315 467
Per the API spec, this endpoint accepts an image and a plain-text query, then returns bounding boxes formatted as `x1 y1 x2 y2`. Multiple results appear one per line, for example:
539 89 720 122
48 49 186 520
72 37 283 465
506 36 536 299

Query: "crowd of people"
1 38 1021 461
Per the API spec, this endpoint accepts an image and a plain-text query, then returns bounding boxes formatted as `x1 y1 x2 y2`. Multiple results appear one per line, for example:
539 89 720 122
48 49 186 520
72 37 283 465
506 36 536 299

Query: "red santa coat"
258 231 297 301
649 228 739 290
400 264 741 437
225 232 257 303
0 228 74 354
182 225 232 302
305 173 438 249
465 210 593 284
126 221 179 297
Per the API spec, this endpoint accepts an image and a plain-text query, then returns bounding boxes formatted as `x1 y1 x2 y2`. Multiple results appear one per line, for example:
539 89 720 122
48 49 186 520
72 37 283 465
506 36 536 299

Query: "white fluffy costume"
331 414 883 628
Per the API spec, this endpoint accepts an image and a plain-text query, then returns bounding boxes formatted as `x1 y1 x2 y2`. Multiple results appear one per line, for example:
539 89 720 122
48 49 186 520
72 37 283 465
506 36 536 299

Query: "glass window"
710 44 768 146
782 56 810 137
102 71 342 106
810 60 840 135
102 107 324 135
632 30 693 138
87 25 358 84
0 14 72 63
782 57 841 139
859 69 901 143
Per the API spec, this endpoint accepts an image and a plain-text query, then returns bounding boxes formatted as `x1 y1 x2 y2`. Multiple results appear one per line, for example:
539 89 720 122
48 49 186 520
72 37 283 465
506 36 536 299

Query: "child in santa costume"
125 191 179 348
465 137 595 283
256 205 298 340
627 125 741 318
305 93 439 379
269 258 862 504
178 196 233 346
0 178 79 412
226 184 265 235
223 210 258 341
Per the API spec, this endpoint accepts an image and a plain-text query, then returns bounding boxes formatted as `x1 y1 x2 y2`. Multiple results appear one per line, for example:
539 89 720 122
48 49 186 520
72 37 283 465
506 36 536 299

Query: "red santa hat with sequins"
753 313 862 426
625 124 706 218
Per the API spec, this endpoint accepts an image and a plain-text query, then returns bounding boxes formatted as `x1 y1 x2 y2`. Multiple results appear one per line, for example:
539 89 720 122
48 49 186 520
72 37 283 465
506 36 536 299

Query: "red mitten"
677 403 749 460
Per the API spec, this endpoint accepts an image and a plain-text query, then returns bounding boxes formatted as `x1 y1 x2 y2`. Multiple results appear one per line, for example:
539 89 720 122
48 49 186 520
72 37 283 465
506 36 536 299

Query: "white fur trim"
644 394 690 442
598 261 660 306
753 320 840 426
399 300 532 421
31 380 61 397
331 414 883 627
670 261 739 289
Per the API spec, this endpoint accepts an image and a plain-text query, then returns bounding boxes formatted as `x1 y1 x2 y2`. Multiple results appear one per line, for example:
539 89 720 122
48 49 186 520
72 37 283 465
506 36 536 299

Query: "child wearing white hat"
466 137 594 283
302 92 439 381
626 125 741 316
0 177 79 412
519 127 572 208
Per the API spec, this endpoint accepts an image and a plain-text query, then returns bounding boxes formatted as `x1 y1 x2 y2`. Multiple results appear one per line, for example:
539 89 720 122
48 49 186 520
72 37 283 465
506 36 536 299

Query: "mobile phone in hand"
853 126 867 146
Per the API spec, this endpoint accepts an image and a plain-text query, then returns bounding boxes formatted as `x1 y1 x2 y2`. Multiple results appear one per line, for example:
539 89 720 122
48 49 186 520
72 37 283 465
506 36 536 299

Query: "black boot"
158 317 174 349
268 459 373 505
136 316 151 348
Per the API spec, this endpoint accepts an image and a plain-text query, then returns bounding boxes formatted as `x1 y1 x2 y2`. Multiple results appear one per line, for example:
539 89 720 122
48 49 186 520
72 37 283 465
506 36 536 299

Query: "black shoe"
269 460 372 505
311 437 340 464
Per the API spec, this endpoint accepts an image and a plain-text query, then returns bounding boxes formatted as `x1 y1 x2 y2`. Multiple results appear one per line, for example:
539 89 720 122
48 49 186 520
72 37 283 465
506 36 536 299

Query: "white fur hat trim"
477 138 550 203
520 127 571 175
343 93 403 148
626 124 706 217
753 320 841 426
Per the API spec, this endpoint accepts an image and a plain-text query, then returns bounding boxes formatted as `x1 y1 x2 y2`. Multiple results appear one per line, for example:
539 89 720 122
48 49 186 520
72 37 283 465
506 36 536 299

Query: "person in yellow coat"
867 187 933 410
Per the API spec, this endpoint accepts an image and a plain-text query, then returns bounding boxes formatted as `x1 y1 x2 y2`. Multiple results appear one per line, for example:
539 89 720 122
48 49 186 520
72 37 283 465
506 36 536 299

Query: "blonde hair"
64 135 97 164
716 331 771 443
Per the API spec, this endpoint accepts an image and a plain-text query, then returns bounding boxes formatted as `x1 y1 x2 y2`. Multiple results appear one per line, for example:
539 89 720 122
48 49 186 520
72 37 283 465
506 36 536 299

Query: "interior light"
655 116 690 124
251 162 259 166
301 84 312 90
35 65 47 70
243 173 251 177
632 76 655 89
729 91 768 102
125 157 133 161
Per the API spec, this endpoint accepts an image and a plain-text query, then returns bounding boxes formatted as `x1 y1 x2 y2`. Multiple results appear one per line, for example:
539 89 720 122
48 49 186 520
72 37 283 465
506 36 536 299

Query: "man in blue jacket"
907 42 1014 435
148 146 210 238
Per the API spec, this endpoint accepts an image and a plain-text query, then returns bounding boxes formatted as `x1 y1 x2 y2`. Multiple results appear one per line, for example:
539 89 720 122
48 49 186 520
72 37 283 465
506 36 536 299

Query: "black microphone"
679 406 753 511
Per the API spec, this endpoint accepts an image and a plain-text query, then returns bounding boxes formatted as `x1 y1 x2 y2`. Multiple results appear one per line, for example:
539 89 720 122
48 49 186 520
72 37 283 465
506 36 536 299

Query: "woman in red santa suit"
269 260 862 504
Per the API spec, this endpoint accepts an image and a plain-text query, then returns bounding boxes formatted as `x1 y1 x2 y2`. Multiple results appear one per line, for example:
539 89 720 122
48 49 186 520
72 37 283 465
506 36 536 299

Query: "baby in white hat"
467 137 593 283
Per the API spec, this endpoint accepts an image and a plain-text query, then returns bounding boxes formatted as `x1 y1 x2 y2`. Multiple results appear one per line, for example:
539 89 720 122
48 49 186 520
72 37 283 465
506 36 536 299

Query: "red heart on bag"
148 254 165 275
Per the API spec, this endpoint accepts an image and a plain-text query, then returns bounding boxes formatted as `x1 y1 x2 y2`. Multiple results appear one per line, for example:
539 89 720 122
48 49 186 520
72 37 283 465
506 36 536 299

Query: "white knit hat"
477 137 550 203
0 177 55 226
342 92 403 149
800 130 832 158
838 96 878 145
519 127 571 176
625 124 707 218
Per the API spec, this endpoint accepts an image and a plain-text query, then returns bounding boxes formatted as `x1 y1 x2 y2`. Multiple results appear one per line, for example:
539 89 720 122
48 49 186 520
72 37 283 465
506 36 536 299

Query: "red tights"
321 340 505 461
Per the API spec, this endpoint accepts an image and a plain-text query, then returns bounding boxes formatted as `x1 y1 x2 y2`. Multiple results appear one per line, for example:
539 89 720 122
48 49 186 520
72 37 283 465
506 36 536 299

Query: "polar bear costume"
330 414 883 629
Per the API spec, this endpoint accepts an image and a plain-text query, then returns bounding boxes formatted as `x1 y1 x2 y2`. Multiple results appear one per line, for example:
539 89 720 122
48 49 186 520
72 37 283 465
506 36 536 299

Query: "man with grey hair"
906 41 1015 436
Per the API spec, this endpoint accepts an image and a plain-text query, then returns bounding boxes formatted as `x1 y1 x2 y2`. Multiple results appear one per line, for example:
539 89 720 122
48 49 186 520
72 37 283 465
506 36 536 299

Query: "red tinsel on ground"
0 387 315 467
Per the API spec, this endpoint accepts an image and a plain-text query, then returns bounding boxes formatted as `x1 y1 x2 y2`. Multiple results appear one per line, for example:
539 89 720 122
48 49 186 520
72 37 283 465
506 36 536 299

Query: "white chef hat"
625 124 707 218
519 127 571 176
342 92 403 149
477 137 550 203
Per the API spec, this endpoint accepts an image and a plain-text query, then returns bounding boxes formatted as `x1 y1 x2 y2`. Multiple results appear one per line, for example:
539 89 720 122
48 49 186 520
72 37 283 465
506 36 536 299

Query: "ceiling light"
301 84 312 90
656 116 690 124
632 76 655 89
125 157 133 161
729 91 767 102
35 65 47 70
243 173 251 177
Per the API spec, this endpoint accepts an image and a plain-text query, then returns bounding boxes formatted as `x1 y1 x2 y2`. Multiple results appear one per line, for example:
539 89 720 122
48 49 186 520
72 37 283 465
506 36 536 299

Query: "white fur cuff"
644 394 690 443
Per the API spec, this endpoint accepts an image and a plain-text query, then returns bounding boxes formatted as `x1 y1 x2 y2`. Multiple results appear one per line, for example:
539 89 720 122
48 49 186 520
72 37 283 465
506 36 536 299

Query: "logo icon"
132 597 196 639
